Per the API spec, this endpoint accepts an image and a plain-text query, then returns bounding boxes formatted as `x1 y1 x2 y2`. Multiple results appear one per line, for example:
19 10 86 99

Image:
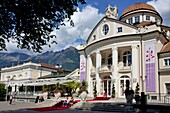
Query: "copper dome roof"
122 3 157 16
161 42 170 53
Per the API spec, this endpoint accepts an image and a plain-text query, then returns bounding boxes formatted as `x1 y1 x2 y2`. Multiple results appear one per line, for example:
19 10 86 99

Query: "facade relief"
105 4 118 19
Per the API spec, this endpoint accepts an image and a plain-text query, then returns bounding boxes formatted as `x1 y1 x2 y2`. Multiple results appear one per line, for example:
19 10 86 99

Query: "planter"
134 95 141 104
72 93 78 97
125 93 134 104
79 91 87 102
125 89 134 104
55 92 61 100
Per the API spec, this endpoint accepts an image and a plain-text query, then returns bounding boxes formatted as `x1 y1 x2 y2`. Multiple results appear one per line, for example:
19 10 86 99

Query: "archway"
119 75 130 97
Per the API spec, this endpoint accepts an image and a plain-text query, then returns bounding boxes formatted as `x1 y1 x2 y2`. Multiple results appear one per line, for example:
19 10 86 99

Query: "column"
132 44 139 89
112 46 118 97
96 50 101 96
87 55 92 96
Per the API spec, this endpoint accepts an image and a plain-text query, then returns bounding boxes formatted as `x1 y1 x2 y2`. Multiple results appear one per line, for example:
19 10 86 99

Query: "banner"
80 55 86 82
145 43 156 92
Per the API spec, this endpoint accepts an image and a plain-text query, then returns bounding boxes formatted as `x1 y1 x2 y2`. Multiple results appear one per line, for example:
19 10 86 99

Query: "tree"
135 82 140 95
66 81 80 94
0 0 86 52
93 82 97 97
0 83 6 101
112 83 115 98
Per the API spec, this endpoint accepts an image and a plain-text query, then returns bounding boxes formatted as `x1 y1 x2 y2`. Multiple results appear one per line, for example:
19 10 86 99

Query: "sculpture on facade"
105 4 118 19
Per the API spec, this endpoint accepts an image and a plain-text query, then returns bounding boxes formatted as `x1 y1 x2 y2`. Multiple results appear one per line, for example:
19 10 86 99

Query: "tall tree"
0 0 86 52
0 83 6 101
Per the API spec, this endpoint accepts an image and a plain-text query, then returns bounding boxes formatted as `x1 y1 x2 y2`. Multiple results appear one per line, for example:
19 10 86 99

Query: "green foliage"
80 80 88 91
112 83 115 98
135 82 140 95
0 0 86 52
66 81 80 94
93 82 97 97
43 84 49 91
0 83 6 101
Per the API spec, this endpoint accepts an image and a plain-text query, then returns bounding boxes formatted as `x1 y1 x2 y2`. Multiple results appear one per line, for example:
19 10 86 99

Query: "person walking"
9 94 13 105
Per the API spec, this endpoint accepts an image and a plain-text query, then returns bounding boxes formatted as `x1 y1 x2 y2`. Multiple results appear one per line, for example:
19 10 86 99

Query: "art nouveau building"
79 3 170 99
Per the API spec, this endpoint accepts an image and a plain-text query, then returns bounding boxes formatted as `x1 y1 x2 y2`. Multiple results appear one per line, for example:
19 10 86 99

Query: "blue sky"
4 0 170 55
80 0 149 16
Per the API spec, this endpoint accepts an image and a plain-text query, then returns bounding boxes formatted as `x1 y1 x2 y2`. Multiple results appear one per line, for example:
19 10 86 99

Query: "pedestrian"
9 94 13 105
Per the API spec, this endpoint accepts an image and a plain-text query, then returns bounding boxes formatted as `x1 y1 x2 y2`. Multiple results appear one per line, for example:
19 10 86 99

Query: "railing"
147 94 170 104
98 64 113 73
118 63 131 72
90 67 96 75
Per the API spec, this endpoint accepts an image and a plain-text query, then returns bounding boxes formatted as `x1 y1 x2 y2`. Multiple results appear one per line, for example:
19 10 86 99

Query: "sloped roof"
40 62 61 70
161 42 170 53
122 3 157 16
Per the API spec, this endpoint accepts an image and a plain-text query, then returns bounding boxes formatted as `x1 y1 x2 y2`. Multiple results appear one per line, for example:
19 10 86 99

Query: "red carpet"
27 100 80 111
86 97 111 102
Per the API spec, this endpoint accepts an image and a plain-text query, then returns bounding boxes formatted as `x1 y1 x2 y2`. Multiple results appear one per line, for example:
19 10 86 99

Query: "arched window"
123 51 132 66
108 54 112 65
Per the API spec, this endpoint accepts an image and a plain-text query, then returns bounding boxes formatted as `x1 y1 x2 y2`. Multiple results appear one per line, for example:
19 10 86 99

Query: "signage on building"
80 55 86 82
145 43 156 92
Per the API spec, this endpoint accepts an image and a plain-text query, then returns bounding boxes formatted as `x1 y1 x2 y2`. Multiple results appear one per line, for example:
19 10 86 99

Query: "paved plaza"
0 101 114 113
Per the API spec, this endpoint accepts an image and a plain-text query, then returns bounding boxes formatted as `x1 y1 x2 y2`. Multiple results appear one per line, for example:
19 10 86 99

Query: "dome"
122 3 157 16
161 42 170 53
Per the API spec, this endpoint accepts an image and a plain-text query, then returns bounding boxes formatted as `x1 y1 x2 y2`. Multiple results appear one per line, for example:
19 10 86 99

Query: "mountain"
0 46 80 71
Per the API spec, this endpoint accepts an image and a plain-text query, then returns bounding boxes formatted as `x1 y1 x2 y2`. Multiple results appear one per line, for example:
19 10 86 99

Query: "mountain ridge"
0 46 80 71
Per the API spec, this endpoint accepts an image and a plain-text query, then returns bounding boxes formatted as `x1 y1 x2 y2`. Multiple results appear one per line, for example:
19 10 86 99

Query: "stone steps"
71 102 135 113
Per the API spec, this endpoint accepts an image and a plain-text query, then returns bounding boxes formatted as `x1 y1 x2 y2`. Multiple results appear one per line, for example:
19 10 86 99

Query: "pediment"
87 17 137 44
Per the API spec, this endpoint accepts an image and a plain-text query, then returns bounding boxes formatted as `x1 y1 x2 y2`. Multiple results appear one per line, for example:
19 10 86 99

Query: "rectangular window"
164 59 170 66
146 15 150 21
128 18 133 24
135 16 140 23
118 27 122 32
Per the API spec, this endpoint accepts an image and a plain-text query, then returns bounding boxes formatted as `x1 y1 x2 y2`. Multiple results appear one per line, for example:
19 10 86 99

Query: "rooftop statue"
105 4 118 19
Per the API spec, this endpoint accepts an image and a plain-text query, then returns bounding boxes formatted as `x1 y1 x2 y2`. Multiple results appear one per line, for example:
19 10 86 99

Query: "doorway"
101 76 111 97
119 75 130 97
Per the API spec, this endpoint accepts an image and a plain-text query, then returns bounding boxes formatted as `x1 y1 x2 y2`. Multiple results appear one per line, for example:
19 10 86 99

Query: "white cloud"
147 0 170 26
5 5 104 55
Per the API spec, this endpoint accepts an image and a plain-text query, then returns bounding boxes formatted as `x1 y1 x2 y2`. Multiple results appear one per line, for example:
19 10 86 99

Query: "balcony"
118 63 131 73
90 67 96 76
98 64 113 74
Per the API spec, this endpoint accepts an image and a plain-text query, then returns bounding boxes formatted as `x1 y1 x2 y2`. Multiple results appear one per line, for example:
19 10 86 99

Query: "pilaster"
131 44 139 89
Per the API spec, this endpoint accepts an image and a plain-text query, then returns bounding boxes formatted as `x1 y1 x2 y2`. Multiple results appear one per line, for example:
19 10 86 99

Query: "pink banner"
145 43 156 92
80 55 86 82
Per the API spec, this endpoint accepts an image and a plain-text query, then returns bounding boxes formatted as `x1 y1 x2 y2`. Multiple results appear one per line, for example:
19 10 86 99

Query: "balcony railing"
98 64 113 73
118 63 131 72
90 67 96 75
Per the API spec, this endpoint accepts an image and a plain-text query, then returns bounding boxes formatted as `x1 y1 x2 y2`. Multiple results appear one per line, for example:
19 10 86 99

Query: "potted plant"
79 80 88 102
55 82 63 100
93 82 97 97
111 83 115 98
134 82 141 104
125 80 134 104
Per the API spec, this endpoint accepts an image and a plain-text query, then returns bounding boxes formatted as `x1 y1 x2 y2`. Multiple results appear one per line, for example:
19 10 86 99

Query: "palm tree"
66 81 80 94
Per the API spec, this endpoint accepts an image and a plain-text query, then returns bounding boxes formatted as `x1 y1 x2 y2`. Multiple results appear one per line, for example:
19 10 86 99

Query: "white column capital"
112 46 118 51
87 55 91 58
131 44 138 49
96 50 100 54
